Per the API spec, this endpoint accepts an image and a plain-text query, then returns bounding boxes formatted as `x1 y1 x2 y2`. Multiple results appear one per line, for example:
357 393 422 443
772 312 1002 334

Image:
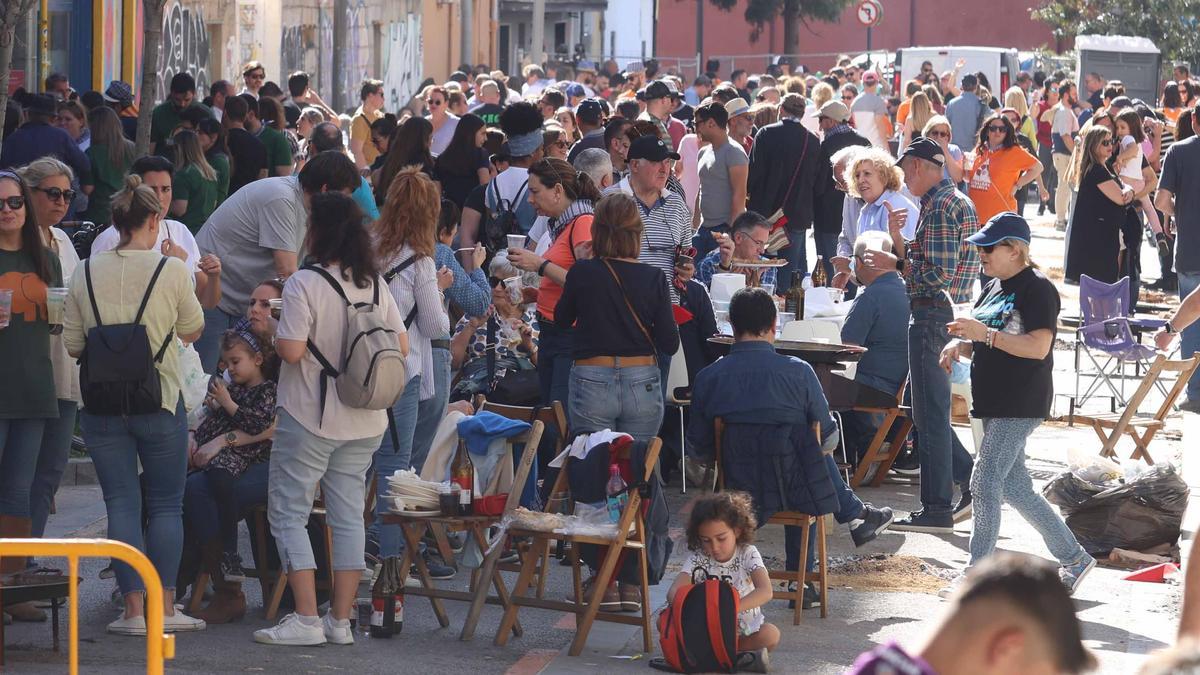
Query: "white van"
892 46 1021 95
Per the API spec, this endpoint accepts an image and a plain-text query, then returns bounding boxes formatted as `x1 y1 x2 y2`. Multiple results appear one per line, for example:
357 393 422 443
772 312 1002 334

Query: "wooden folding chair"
713 419 827 625
1073 355 1198 465
383 420 544 639
478 437 662 656
849 378 914 488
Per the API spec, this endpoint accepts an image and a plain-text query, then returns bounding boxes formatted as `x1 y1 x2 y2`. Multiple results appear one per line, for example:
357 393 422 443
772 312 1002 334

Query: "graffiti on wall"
339 0 369 111
100 0 123 89
317 0 334 106
156 0 210 102
237 1 260 67
281 25 316 81
382 14 422 113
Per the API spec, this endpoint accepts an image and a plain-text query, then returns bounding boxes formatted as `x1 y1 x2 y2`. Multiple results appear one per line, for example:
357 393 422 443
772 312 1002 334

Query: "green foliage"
708 0 853 44
1032 0 1200 63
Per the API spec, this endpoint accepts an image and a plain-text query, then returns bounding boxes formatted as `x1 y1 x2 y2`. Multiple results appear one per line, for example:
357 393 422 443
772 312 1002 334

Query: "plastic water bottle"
605 464 628 524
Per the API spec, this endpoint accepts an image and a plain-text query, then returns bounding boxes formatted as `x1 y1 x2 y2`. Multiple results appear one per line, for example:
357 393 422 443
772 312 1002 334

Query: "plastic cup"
268 298 283 319
760 282 776 297
46 287 67 326
507 234 527 251
503 276 522 303
777 311 796 326
0 289 11 329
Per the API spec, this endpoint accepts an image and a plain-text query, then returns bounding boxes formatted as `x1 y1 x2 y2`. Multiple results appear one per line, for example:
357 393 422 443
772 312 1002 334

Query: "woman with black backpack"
62 174 206 635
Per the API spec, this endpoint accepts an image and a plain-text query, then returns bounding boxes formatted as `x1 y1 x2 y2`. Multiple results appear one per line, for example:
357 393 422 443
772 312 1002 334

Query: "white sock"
325 614 350 626
295 614 320 627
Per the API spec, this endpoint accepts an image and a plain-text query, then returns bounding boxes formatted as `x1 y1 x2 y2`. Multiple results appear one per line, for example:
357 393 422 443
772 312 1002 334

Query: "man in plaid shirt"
865 137 979 533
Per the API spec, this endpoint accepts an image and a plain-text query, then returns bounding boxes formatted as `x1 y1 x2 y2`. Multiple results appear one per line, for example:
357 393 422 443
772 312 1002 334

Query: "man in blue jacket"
688 287 893 604
0 94 92 189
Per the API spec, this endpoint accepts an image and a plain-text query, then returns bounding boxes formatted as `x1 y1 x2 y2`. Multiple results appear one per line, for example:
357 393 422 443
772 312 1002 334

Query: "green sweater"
207 151 231 204
174 163 219 234
80 143 133 225
258 126 294 176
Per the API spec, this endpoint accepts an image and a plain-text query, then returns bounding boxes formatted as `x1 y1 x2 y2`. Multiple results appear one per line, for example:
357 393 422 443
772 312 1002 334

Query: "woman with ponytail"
506 157 599 413
63 173 206 635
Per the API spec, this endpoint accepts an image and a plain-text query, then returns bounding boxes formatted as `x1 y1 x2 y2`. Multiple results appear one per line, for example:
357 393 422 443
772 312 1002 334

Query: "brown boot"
194 583 245 624
0 516 32 577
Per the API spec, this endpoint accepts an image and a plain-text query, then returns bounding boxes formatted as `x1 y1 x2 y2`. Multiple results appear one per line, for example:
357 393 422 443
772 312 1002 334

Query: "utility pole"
530 0 545 65
695 0 703 80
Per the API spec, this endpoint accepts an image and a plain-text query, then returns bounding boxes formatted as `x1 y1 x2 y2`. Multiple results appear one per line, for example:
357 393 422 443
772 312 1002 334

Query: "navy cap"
897 137 945 167
966 211 1031 246
627 135 680 162
566 82 586 98
576 98 603 123
639 80 673 101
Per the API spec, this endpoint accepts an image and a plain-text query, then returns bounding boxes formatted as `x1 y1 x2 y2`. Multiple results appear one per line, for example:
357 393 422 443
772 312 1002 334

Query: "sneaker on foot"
163 610 206 633
850 505 894 547
107 614 147 636
1059 554 1097 596
737 647 771 673
220 551 247 583
413 550 456 580
952 490 973 523
890 510 954 534
322 612 354 645
890 455 920 476
254 613 326 646
786 581 821 610
937 573 966 599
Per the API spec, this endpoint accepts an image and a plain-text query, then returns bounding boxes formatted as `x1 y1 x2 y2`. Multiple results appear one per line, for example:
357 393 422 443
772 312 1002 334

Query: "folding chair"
1073 355 1198 465
848 378 914 488
1072 275 1163 417
384 420 544 639
713 419 827 625
664 344 692 494
481 438 663 656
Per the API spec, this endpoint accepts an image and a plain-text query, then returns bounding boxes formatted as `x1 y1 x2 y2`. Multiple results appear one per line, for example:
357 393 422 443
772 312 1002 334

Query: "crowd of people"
0 51 1195 670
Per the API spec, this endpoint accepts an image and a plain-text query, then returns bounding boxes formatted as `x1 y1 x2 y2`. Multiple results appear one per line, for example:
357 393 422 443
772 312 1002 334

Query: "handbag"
764 125 811 254
601 259 659 365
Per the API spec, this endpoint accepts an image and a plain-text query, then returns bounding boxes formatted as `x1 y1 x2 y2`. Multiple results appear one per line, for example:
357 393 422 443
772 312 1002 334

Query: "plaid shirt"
903 179 980 303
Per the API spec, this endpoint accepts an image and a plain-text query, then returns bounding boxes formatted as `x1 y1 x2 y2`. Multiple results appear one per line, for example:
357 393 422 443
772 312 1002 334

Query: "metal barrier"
0 538 175 674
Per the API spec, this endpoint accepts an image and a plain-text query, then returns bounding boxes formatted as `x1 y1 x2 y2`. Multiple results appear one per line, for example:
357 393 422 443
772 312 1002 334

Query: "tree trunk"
782 0 800 57
136 0 167 157
0 0 38 144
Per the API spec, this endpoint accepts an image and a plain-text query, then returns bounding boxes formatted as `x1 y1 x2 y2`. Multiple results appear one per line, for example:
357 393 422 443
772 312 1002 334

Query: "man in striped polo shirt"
603 135 692 303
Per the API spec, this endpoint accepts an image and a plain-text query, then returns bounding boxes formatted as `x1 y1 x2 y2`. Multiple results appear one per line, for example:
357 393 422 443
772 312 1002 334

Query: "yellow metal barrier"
0 538 175 674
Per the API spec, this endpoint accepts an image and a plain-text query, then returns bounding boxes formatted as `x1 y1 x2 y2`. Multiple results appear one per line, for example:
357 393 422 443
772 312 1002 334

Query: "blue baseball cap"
566 82 586 98
966 211 1031 246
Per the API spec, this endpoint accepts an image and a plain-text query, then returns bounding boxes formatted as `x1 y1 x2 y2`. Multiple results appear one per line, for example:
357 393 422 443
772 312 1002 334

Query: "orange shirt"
896 99 912 126
536 214 593 321
967 145 1039 225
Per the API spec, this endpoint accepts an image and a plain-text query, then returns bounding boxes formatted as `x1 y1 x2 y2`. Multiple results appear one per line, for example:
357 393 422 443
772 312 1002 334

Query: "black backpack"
482 179 529 252
79 257 174 416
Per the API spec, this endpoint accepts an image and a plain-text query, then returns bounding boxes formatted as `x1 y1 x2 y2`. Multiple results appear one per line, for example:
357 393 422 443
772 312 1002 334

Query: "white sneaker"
322 612 354 645
107 614 147 636
254 613 326 646
163 610 206 632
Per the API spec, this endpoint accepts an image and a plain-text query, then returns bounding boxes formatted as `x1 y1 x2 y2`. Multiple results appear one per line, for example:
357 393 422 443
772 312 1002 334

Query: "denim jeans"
371 374 422 558
968 418 1087 567
909 303 974 516
411 347 451 474
196 307 242 374
1179 271 1200 403
183 460 270 544
813 230 838 282
0 417 48 517
268 409 381 572
537 320 574 414
30 400 78 536
785 454 865 572
81 397 188 594
692 224 729 262
568 363 664 442
776 229 809 294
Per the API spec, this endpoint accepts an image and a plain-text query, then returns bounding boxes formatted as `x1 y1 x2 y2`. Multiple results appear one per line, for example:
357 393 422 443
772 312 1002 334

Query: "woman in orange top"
1162 81 1185 128
505 158 600 412
967 114 1042 226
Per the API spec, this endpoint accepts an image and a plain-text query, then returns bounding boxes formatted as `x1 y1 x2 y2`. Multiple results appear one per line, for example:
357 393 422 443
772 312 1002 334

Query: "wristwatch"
1165 321 1177 334
895 258 906 273
224 431 237 450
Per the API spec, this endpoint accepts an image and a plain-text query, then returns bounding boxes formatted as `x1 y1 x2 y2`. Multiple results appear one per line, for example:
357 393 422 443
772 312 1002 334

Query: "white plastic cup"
507 234 527 251
503 276 522 304
760 282 776 297
0 289 11 329
46 287 68 326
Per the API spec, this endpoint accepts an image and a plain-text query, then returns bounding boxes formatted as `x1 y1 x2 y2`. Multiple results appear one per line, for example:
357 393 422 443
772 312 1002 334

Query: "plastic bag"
178 340 208 413
1042 464 1190 556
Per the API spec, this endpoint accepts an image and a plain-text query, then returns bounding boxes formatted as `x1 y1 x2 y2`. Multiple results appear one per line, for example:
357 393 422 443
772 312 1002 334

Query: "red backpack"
654 568 741 673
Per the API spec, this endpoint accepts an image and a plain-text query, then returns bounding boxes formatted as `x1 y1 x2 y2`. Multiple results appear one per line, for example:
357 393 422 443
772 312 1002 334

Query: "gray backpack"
303 265 407 423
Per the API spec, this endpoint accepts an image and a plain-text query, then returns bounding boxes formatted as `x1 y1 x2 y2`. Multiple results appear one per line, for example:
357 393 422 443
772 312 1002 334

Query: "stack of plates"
385 470 443 515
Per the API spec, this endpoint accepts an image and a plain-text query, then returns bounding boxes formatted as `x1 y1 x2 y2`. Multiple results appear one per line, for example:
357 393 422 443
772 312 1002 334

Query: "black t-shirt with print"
473 103 504 127
969 266 1060 419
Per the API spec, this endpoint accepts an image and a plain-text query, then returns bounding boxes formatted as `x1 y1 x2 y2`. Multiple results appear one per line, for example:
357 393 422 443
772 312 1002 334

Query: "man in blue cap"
862 137 978 534
567 99 607 163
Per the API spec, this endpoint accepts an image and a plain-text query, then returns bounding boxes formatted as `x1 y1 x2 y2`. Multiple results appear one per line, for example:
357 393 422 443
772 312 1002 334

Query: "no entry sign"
856 0 883 27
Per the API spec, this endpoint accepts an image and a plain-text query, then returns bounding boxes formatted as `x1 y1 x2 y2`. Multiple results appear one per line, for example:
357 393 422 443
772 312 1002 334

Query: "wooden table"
706 336 867 395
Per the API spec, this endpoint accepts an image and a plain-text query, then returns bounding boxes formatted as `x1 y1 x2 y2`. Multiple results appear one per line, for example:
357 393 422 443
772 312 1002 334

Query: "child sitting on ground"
848 552 1095 675
190 328 277 581
667 492 779 672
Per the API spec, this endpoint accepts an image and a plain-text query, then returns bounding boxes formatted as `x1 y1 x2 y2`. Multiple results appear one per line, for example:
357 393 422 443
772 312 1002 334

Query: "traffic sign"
856 0 883 27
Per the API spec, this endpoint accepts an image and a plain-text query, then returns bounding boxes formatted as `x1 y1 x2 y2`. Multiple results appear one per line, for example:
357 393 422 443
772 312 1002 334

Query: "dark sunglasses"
977 242 1010 253
842 94 854 100
34 186 76 203
1100 139 1113 146
927 130 950 138
428 99 444 107
0 196 25 211
986 125 1007 133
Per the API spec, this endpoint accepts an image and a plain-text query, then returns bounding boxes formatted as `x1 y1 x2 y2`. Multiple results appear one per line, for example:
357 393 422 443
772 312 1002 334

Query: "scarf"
549 199 594 243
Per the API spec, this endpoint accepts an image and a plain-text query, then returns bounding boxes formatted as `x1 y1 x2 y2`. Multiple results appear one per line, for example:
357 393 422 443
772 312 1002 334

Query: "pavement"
3 208 1194 673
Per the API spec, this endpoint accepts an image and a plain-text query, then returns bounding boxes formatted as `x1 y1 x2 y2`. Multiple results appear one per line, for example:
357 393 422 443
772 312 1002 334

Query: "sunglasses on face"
978 242 1010 254
429 99 444 107
34 186 76 203
986 125 1007 133
1100 139 1113 146
842 94 854 100
928 130 950 138
0 196 25 211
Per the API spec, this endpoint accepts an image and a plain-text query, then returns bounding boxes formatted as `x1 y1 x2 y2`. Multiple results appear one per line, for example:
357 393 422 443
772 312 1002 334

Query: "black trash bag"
1042 464 1190 556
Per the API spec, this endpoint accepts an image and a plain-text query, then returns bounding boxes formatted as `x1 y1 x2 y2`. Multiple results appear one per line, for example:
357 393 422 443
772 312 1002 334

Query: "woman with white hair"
845 147 918 243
